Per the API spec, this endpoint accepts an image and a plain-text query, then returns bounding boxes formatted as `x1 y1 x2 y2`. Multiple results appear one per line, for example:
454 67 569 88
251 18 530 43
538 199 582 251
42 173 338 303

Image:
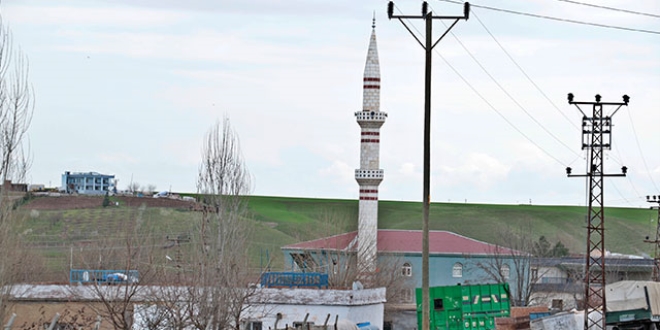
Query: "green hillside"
17 195 658 281
246 195 657 257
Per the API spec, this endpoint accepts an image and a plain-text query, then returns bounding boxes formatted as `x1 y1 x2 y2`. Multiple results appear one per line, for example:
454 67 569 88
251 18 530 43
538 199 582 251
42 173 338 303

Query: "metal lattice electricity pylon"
387 3 469 330
566 93 629 330
644 195 660 281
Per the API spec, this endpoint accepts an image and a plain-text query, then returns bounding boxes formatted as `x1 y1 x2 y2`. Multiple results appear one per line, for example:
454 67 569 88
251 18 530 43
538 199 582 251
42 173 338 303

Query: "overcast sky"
3 0 659 207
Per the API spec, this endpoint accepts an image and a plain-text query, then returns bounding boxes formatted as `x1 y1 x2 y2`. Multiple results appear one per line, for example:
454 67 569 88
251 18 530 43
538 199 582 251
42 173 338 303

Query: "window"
551 299 564 310
401 288 414 302
248 322 263 330
531 267 538 281
501 264 510 279
383 321 393 330
291 253 317 271
452 263 463 278
434 298 444 311
402 262 412 277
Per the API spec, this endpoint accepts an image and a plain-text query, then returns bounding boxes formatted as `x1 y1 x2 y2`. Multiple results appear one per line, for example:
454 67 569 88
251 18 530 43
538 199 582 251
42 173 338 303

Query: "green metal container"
416 283 511 330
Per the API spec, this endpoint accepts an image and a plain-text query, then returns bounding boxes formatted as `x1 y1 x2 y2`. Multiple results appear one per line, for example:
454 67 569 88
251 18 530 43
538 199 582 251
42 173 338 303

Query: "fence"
260 272 328 289
69 269 139 284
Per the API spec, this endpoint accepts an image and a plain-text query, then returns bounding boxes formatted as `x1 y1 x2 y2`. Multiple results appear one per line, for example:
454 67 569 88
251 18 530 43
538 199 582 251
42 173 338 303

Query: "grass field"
16 195 658 281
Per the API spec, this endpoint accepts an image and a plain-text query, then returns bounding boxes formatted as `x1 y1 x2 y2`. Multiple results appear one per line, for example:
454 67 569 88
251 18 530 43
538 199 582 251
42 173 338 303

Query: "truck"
606 281 660 330
533 281 660 330
529 310 603 330
416 283 511 330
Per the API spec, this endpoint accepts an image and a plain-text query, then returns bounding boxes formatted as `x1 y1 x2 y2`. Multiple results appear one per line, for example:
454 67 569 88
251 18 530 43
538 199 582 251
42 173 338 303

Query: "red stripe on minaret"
363 77 381 82
360 189 378 193
361 132 380 136
361 139 380 143
359 196 379 201
363 85 380 89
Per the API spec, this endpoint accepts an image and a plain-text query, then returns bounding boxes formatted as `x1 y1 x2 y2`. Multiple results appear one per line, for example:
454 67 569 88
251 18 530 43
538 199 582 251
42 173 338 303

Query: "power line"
625 106 660 192
609 181 634 207
393 3 569 167
433 11 581 160
470 9 580 131
556 0 660 19
388 3 470 329
437 0 660 35
451 25 578 155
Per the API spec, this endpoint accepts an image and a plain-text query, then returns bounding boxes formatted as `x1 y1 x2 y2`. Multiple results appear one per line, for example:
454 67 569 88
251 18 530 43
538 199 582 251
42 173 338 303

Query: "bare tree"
0 20 33 183
295 208 414 309
73 206 160 330
192 116 254 330
297 241 414 314
127 182 141 195
136 117 255 330
0 16 34 327
144 184 157 195
469 224 535 307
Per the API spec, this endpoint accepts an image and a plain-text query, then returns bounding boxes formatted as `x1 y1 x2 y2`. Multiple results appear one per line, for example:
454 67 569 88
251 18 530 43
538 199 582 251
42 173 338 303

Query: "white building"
8 284 385 330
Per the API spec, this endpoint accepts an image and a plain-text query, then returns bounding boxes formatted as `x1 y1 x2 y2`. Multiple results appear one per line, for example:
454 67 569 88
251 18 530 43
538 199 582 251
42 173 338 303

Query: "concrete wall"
6 301 112 330
244 287 385 328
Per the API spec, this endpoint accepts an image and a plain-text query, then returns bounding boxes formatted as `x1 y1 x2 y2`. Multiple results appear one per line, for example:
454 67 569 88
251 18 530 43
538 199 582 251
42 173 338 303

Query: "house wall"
243 304 383 328
531 258 654 311
10 285 384 330
530 291 580 310
6 301 112 330
534 266 566 283
283 250 527 303
283 253 517 288
243 287 385 328
385 309 417 330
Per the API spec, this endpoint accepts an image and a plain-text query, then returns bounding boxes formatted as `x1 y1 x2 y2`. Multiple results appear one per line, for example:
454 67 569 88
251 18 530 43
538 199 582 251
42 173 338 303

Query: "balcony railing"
260 272 328 289
355 169 384 180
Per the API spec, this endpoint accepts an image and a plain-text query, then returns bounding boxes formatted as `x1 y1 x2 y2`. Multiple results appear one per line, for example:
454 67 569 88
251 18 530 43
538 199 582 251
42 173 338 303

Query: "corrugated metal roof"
283 229 520 256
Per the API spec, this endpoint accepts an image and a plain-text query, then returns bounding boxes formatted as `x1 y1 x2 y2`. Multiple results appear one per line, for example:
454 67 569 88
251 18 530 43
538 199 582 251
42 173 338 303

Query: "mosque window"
402 262 412 277
452 263 463 278
501 264 510 279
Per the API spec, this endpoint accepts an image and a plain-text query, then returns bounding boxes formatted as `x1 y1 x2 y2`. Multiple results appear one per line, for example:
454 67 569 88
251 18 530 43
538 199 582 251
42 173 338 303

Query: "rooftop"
283 229 520 256
64 171 114 177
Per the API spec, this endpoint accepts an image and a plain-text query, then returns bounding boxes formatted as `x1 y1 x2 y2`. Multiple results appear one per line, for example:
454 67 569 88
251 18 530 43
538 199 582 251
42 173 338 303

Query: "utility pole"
566 93 629 330
644 195 660 281
387 3 469 329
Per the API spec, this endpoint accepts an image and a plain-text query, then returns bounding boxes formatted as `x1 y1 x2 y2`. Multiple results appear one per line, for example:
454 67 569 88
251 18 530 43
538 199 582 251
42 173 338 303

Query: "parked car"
153 191 169 198
105 272 128 283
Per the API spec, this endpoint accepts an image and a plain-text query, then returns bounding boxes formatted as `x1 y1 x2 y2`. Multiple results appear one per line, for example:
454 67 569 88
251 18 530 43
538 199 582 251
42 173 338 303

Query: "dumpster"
416 283 511 330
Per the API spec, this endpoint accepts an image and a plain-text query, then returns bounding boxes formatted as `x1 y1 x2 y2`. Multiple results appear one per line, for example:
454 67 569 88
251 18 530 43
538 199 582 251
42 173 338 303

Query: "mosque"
281 19 523 328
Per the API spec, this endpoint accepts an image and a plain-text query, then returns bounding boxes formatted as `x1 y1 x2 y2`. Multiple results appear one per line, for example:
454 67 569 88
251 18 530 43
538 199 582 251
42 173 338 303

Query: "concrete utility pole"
566 93 629 330
387 2 469 329
644 195 660 281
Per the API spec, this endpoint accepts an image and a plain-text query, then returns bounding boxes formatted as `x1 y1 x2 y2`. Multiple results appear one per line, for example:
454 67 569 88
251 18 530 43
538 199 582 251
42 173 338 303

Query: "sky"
2 0 659 208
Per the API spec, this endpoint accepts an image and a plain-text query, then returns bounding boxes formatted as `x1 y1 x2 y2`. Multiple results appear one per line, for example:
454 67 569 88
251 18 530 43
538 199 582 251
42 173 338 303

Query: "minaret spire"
355 19 387 276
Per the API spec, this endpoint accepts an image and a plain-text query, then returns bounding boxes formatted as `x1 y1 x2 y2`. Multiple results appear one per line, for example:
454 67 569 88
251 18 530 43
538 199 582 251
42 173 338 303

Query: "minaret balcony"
355 111 388 123
355 169 384 184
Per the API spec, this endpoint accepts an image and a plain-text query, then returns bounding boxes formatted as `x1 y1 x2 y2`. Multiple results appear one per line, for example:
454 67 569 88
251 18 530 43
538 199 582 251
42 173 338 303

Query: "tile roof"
283 229 519 256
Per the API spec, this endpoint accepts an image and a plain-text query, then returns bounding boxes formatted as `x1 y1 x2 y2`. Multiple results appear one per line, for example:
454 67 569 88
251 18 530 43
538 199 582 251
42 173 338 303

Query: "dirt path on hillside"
22 195 196 210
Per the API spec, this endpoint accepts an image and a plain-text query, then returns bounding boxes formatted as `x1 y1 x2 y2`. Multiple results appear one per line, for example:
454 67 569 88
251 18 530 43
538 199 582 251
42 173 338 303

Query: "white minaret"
355 18 386 274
